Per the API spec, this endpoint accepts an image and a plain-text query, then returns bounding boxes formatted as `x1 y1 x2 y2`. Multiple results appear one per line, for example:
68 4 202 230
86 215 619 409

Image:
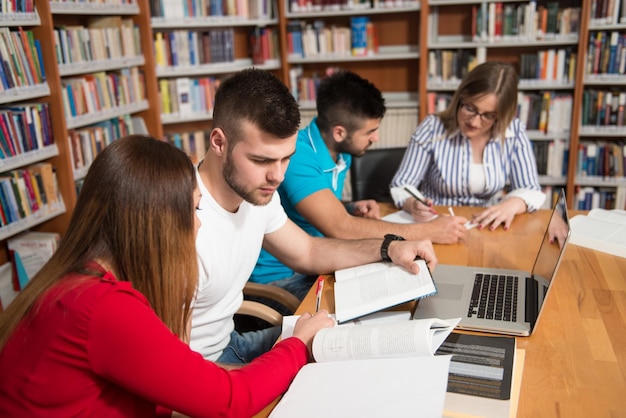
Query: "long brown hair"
0 135 198 349
438 61 519 140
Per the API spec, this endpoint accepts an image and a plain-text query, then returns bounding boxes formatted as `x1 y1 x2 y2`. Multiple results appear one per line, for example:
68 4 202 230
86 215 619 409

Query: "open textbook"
333 260 437 323
569 208 626 258
271 317 460 418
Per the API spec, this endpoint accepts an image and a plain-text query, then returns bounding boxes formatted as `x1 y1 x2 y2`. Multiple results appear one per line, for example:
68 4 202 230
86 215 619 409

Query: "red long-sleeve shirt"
0 268 307 417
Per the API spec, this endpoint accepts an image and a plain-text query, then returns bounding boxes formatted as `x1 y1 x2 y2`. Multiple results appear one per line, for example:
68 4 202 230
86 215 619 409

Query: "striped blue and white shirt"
390 115 546 211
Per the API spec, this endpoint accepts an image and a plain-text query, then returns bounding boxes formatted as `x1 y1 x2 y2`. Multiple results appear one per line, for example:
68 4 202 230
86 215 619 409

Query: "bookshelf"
278 0 423 142
149 0 281 162
0 2 66 266
571 5 626 210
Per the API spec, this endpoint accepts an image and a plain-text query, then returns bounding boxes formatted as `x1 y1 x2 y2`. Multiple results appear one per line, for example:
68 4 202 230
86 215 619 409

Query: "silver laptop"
414 189 570 336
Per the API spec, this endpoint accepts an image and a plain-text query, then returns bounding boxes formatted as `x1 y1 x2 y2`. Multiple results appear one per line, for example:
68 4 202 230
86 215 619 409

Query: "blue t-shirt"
250 118 352 284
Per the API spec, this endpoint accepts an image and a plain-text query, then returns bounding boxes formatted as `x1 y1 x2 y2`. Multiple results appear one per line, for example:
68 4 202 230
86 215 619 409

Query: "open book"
333 260 437 323
570 208 626 258
271 317 461 418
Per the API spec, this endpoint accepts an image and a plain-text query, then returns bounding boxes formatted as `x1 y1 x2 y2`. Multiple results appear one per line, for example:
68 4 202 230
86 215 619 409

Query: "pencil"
403 187 429 207
315 276 324 312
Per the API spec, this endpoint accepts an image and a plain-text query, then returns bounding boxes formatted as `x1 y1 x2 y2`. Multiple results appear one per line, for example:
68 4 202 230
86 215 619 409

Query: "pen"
448 207 455 217
404 187 437 214
403 187 429 207
315 276 324 312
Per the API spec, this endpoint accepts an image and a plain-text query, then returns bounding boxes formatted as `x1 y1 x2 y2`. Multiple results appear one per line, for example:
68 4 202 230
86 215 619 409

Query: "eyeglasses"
459 103 497 123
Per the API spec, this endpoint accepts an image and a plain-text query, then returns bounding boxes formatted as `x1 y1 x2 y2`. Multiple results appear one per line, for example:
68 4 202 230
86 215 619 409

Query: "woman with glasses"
390 61 546 231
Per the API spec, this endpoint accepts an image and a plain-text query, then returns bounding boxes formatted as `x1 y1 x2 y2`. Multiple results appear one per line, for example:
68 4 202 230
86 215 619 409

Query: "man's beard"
223 153 273 206
336 136 369 157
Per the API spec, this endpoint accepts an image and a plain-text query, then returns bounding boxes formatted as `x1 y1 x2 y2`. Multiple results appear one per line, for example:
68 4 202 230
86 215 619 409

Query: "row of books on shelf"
519 48 576 83
159 76 221 118
581 90 626 128
0 1 35 14
0 27 45 92
471 2 580 42
426 91 572 135
590 0 626 25
286 19 378 58
0 103 53 159
575 186 626 210
289 0 418 14
164 129 209 164
68 115 137 175
575 142 625 178
518 91 572 134
53 17 141 67
0 162 60 228
250 27 280 65
427 48 575 85
60 69 145 119
154 29 235 68
150 0 274 20
586 31 626 76
532 139 567 178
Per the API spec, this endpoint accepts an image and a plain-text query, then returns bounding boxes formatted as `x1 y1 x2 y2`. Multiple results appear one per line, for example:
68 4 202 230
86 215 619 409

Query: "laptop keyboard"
468 273 518 322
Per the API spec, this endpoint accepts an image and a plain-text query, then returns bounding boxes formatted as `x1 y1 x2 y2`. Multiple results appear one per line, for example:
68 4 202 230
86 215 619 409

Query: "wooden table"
256 205 626 418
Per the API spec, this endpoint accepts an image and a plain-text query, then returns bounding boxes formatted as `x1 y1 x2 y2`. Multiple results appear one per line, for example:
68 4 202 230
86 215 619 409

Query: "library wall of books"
0 0 624 307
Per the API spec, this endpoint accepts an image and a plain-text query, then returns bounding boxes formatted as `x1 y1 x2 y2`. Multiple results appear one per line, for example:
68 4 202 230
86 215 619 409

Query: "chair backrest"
350 147 406 203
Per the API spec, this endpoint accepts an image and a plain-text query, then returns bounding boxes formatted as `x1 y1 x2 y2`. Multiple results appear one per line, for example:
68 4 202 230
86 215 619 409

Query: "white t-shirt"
190 169 287 360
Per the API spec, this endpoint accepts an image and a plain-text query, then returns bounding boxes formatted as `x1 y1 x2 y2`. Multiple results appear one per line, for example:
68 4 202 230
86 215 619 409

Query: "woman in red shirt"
0 135 333 418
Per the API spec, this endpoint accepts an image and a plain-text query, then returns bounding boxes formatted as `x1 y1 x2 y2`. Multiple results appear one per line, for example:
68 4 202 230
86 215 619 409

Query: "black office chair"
350 147 406 203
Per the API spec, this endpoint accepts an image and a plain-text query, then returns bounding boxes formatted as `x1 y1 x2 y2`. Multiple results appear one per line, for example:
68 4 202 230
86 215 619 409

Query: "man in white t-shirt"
190 69 438 364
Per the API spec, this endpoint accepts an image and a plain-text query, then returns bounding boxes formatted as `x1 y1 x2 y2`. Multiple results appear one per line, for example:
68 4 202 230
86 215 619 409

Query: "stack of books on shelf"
0 27 46 92
164 130 209 164
581 90 626 129
0 103 54 158
532 139 568 178
575 186 625 210
150 0 275 20
471 2 580 42
53 17 141 67
0 162 61 228
586 31 626 78
590 0 626 25
67 115 136 178
575 142 625 179
60 69 146 120
158 77 221 121
250 27 280 65
517 92 572 134
154 29 236 69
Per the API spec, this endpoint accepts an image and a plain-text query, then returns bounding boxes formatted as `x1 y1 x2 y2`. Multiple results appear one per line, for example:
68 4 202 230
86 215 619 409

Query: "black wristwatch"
380 234 405 262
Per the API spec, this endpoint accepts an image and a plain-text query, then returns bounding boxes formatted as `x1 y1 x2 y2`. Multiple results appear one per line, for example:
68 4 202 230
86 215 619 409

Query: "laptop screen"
528 189 570 329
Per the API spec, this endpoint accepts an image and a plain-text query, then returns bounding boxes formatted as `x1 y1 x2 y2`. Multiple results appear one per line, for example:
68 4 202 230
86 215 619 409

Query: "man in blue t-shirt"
250 70 468 302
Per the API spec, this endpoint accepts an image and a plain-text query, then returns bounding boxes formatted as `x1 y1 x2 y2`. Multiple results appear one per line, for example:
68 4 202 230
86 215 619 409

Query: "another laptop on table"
414 189 570 336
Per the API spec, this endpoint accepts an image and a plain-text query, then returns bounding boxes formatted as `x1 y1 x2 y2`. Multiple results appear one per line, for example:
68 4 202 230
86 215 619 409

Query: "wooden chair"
236 282 301 327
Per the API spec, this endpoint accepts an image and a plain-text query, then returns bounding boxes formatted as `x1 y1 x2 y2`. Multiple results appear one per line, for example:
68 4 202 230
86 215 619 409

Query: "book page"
269 355 452 418
280 311 412 341
570 210 626 258
334 260 437 323
312 318 459 363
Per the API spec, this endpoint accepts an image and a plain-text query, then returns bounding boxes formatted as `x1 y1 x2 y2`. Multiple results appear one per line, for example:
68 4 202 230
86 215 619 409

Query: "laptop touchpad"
435 283 464 301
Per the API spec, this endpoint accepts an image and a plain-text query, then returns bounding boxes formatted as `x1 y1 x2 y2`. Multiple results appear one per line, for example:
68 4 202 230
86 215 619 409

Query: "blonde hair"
0 135 198 349
438 61 519 140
